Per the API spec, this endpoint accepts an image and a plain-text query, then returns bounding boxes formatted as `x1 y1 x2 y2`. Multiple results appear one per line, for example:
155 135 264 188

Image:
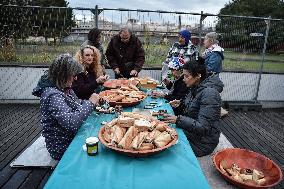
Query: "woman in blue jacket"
163 57 224 157
202 32 224 74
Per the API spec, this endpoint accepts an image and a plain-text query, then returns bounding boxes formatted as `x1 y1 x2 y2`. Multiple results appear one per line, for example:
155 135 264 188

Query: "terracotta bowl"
98 125 178 158
213 148 283 189
99 91 147 107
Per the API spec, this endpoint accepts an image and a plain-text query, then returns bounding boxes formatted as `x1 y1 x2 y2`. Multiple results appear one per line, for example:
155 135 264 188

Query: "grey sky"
67 0 230 14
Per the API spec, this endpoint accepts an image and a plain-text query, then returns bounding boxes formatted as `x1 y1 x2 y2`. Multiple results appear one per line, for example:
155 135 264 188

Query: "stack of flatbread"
102 112 177 151
99 85 146 103
103 79 139 89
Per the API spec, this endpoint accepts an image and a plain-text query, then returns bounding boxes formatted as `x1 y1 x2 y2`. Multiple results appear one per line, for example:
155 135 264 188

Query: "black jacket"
72 70 99 100
164 75 189 115
106 34 145 77
176 74 224 157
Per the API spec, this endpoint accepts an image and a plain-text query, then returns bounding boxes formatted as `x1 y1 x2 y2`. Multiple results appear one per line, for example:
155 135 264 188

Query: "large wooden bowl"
98 125 178 158
213 148 283 189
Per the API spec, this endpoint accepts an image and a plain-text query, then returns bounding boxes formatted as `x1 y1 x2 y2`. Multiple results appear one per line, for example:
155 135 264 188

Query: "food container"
213 148 283 189
86 137 99 156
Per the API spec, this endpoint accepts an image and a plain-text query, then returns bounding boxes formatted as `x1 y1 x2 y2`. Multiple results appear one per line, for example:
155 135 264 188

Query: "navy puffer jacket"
176 74 224 157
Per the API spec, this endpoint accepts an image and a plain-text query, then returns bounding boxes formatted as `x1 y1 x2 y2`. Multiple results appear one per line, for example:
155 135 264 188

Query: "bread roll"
138 143 155 151
155 123 167 132
118 126 138 149
134 119 151 132
131 131 148 150
145 130 161 143
118 117 135 125
110 125 126 144
153 131 172 148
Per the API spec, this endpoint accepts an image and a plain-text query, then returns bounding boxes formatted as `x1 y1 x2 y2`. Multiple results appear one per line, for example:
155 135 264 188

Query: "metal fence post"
253 16 271 102
95 5 99 28
198 11 207 51
178 15 181 30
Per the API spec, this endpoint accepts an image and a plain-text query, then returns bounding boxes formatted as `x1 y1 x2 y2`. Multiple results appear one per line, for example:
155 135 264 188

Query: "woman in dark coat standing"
163 57 224 157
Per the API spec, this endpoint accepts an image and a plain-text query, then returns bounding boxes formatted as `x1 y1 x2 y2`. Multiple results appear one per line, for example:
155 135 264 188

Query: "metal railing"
0 4 284 102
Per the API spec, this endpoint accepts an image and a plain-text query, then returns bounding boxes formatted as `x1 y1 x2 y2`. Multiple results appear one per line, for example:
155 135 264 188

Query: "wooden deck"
0 104 283 189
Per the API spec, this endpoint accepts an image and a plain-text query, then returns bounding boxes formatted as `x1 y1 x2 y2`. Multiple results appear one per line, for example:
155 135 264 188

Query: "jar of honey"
86 137 99 156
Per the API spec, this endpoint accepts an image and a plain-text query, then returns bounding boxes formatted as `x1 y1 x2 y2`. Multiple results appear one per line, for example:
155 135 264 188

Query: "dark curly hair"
88 28 101 46
182 57 207 81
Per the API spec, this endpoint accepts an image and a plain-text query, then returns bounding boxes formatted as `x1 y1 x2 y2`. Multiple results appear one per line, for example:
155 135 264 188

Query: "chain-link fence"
1 4 283 72
0 4 284 102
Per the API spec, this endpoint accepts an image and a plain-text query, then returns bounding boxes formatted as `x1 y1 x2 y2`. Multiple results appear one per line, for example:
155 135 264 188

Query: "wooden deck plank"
0 106 39 143
1 170 31 189
18 169 49 189
0 165 17 188
234 112 284 158
247 112 284 145
0 105 27 129
0 111 40 152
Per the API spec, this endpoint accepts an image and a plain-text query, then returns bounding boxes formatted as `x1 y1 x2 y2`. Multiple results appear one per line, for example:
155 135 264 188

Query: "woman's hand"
151 90 165 98
169 99 181 108
96 75 108 84
162 78 172 87
130 70 138 77
89 93 100 105
162 114 177 124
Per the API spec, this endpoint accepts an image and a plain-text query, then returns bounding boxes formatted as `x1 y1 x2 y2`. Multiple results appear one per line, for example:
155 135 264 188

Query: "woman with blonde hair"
72 45 109 99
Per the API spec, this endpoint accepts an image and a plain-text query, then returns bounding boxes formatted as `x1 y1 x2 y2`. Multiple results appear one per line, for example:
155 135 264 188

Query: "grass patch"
1 43 283 73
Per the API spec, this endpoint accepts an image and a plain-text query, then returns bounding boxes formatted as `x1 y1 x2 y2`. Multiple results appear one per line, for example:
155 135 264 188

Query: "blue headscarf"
179 29 191 46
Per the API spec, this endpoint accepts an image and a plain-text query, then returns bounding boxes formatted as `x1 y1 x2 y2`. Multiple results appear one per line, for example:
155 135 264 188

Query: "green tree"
30 0 75 44
0 0 32 39
0 0 32 62
216 0 284 53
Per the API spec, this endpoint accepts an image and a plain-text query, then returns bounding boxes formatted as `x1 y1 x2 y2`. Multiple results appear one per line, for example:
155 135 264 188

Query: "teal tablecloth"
44 97 211 189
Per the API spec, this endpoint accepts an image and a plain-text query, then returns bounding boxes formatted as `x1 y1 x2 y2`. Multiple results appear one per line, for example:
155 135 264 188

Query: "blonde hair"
75 45 104 78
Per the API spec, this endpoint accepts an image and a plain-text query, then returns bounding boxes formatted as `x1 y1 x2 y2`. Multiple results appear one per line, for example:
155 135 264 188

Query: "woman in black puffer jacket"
163 57 224 157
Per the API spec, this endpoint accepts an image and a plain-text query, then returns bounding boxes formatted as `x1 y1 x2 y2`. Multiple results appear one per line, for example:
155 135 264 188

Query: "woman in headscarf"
32 54 101 160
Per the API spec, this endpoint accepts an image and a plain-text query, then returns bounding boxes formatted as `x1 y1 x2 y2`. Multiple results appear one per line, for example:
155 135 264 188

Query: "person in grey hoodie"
32 54 101 160
163 57 224 157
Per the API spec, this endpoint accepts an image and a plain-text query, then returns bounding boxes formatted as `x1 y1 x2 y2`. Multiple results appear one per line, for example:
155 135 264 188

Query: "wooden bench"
198 133 238 189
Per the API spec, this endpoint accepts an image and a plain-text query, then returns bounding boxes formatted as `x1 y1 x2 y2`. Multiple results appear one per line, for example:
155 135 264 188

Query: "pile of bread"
130 77 157 85
102 112 177 151
104 79 139 89
99 84 146 103
220 160 266 186
130 77 158 90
